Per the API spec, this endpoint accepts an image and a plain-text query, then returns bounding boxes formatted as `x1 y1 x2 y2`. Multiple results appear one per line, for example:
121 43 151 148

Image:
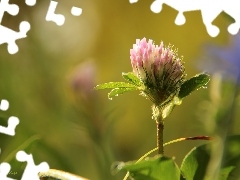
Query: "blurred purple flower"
70 60 96 100
199 34 240 84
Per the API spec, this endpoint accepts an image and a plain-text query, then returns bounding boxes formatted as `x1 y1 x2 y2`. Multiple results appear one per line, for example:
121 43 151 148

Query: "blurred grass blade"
178 73 210 99
3 134 41 162
122 72 141 86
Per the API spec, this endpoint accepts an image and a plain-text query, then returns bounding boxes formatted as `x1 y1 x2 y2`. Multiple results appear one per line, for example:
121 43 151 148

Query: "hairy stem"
156 120 164 154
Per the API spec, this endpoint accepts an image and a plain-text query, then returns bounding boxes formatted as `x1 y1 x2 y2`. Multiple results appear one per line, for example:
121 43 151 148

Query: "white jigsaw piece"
0 148 16 180
25 0 37 6
0 100 19 136
131 0 240 37
0 162 16 180
16 151 49 180
0 0 31 54
0 116 19 136
0 99 9 111
46 0 65 26
0 0 19 22
46 0 82 26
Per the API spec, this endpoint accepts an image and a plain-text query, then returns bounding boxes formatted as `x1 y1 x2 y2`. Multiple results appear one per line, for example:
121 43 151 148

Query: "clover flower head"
95 38 209 121
130 38 185 106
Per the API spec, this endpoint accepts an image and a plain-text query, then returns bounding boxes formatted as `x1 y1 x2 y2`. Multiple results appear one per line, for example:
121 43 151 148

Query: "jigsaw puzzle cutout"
25 0 37 6
129 0 138 4
46 0 65 26
0 162 16 180
16 151 49 180
0 21 30 54
0 100 50 179
71 6 82 16
0 116 19 136
0 151 49 180
0 0 32 54
0 99 9 111
46 0 82 26
130 0 240 37
0 100 19 136
0 0 82 54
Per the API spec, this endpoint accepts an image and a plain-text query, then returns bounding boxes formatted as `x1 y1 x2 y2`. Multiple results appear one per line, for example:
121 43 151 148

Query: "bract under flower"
130 38 185 106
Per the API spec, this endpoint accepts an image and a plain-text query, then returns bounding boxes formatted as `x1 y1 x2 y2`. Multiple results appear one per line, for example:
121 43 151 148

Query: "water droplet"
174 97 182 105
111 161 125 175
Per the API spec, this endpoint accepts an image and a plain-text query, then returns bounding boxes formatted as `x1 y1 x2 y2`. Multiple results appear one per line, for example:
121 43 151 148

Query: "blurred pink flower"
130 38 185 105
70 60 96 100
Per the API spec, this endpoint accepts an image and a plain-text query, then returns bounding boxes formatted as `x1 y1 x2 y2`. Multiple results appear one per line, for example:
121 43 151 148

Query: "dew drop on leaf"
174 97 182 105
111 161 125 174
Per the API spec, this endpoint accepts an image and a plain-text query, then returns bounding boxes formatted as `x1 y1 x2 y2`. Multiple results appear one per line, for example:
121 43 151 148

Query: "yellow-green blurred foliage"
0 0 236 179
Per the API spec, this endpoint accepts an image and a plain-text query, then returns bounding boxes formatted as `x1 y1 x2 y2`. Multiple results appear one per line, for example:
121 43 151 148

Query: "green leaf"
180 145 210 180
95 82 136 90
108 87 138 99
115 156 180 180
180 135 240 180
221 135 240 180
219 166 235 180
122 72 142 87
178 73 210 99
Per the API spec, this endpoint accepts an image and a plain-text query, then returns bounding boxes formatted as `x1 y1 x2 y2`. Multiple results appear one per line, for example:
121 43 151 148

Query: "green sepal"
94 82 136 90
162 97 182 119
122 72 142 87
114 156 180 180
108 87 138 99
178 73 210 99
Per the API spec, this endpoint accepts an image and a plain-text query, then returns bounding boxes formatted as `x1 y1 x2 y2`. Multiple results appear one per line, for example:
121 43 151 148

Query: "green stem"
152 104 164 154
156 120 164 154
123 136 211 180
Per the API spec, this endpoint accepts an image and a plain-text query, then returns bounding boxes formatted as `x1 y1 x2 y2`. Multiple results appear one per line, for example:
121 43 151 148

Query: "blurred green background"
0 0 238 179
